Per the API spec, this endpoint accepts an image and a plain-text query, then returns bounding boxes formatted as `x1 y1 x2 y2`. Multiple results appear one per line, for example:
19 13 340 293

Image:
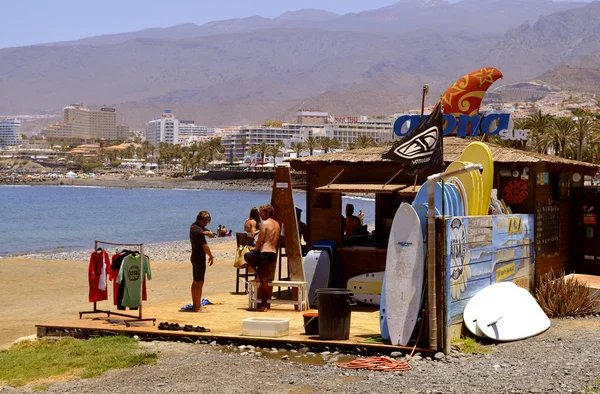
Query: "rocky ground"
3 316 600 393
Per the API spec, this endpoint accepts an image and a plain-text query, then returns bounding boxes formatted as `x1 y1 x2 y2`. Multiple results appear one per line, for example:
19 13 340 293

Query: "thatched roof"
289 137 599 171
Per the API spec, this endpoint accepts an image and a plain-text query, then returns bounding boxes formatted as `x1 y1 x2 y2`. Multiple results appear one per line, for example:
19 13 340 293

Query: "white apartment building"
216 113 394 162
146 110 179 145
0 118 21 147
178 120 211 139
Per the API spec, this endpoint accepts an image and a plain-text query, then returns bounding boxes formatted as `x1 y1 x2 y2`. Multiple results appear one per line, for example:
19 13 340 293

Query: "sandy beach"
0 239 240 349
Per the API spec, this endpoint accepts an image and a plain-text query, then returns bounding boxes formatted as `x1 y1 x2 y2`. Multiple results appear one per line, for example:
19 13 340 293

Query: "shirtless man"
251 204 280 312
345 204 362 236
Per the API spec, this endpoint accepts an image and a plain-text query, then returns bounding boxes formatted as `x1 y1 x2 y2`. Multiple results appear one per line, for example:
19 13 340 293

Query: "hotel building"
146 110 179 145
0 118 21 147
42 104 128 141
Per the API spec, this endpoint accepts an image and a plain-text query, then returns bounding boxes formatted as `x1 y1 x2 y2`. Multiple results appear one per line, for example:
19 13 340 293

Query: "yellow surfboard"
445 161 481 216
459 142 494 216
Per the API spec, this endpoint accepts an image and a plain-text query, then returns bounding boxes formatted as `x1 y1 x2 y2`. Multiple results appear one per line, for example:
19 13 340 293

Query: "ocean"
0 185 375 257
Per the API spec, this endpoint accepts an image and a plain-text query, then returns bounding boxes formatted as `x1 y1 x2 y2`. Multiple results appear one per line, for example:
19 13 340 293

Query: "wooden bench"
247 280 309 311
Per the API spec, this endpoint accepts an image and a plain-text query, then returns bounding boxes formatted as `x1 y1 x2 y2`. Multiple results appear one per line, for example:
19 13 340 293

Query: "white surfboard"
463 281 518 338
347 271 384 306
476 287 551 342
384 203 425 346
303 249 331 307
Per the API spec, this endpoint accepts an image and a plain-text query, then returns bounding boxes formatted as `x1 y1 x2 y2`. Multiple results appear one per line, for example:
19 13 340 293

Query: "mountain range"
2 0 600 132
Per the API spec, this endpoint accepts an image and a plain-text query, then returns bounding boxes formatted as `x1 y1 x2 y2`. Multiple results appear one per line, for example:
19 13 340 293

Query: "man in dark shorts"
189 210 215 312
251 204 281 312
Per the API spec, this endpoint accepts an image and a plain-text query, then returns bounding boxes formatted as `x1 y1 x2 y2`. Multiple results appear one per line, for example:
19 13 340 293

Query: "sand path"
0 240 240 348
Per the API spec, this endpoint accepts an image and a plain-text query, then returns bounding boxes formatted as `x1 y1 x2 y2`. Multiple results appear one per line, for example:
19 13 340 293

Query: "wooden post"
271 166 305 282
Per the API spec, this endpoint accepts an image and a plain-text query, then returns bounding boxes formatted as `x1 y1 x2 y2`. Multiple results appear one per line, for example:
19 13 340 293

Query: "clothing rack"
78 240 156 327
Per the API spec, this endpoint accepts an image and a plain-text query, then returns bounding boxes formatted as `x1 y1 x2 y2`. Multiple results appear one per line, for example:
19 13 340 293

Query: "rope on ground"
337 309 427 372
337 356 412 371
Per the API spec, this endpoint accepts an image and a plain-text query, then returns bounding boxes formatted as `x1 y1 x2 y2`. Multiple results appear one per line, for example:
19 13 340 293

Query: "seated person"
344 204 362 236
344 204 369 236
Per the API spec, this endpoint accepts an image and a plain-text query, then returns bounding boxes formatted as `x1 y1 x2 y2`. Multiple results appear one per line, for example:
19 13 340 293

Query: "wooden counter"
337 246 387 287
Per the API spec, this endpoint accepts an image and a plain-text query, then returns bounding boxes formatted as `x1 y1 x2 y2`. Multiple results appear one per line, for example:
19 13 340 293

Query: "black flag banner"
382 102 443 171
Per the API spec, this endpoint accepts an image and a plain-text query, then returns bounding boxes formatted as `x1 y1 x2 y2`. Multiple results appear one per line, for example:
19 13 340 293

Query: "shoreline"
6 237 237 262
0 175 276 192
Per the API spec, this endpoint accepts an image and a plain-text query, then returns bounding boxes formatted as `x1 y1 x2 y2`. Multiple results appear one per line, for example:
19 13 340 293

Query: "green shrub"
534 269 598 318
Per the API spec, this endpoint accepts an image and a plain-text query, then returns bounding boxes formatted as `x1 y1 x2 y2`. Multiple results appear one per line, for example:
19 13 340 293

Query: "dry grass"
534 270 598 318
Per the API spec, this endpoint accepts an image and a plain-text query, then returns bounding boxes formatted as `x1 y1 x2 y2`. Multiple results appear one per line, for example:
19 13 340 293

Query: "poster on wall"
445 215 535 329
535 202 560 256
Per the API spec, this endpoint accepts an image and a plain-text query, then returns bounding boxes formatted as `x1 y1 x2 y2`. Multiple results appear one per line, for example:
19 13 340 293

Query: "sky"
0 0 590 49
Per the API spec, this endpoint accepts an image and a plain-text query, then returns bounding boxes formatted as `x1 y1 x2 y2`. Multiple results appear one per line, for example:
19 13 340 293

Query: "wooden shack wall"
306 164 344 248
531 163 572 278
443 214 535 345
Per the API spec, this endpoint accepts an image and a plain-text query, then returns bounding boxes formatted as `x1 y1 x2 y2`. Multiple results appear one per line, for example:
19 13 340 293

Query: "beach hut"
288 137 599 351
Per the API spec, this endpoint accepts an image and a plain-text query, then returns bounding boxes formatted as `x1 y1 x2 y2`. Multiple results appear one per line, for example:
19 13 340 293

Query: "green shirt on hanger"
117 254 151 308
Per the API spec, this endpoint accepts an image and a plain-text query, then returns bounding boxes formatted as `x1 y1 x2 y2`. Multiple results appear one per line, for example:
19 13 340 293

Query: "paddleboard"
384 203 425 346
303 249 331 307
347 271 384 306
459 142 494 216
448 177 468 216
445 161 481 216
476 287 551 342
462 281 518 338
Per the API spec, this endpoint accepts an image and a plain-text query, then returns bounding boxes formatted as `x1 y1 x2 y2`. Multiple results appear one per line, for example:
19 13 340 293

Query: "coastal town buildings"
0 118 21 147
42 104 129 142
217 111 395 161
178 120 212 139
146 110 180 145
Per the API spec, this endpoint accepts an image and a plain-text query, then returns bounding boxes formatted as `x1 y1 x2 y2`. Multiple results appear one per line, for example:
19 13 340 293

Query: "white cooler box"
242 317 290 338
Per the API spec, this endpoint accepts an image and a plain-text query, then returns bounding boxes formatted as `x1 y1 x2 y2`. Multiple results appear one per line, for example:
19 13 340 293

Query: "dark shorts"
191 257 206 282
257 252 277 277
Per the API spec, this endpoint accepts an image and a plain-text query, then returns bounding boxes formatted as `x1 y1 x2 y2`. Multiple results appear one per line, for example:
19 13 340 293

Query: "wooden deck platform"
36 290 429 354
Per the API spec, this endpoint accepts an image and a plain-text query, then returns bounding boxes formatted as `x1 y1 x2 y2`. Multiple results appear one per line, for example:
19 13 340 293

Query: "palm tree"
305 137 318 155
207 137 226 163
268 144 283 165
355 135 376 149
319 137 341 153
549 117 576 158
239 137 248 161
573 116 596 161
289 141 306 158
523 110 555 154
250 142 270 164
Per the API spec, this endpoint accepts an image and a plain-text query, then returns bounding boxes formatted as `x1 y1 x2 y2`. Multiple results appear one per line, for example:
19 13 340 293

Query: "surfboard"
445 161 481 216
476 287 551 342
470 166 486 215
347 271 384 306
384 203 425 346
462 281 518 338
303 249 331 307
380 273 390 340
446 182 463 216
414 181 450 215
448 177 468 216
459 142 494 216
442 182 458 216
